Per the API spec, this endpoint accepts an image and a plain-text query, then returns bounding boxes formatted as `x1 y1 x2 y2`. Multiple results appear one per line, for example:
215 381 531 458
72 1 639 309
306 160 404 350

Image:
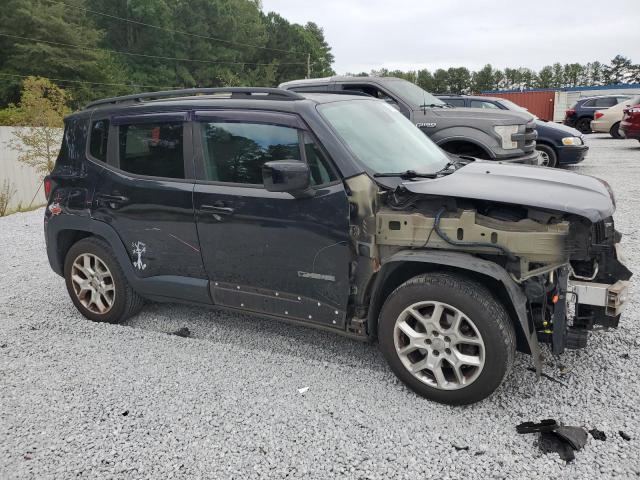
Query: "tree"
471 64 495 93
446 67 471 93
537 66 554 88
605 55 632 84
551 63 564 87
416 69 435 92
432 69 449 93
6 77 69 178
0 0 124 108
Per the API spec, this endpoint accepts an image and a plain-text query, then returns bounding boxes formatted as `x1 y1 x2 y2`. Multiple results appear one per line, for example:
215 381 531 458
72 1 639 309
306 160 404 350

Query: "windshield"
384 79 446 108
318 99 450 174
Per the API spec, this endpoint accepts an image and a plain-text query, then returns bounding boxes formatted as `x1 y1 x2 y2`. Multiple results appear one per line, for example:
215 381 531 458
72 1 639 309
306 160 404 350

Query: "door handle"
200 203 234 215
95 193 128 208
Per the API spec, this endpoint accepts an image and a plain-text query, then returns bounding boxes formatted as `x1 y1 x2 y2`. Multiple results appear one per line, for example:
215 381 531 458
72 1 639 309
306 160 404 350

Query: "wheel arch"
436 136 494 160
366 250 541 364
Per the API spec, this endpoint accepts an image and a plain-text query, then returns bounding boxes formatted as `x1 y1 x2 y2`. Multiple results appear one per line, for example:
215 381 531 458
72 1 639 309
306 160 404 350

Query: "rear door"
192 110 352 327
91 112 206 283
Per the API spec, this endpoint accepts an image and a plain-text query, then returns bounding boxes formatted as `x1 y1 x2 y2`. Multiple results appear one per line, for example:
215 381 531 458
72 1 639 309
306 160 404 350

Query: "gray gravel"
1 134 639 479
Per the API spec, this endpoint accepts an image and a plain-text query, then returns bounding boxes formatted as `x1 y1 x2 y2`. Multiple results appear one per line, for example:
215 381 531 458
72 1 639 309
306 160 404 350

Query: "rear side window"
444 98 465 107
290 85 329 92
118 122 184 179
580 99 595 107
200 122 300 184
89 119 109 162
470 100 500 109
593 97 617 108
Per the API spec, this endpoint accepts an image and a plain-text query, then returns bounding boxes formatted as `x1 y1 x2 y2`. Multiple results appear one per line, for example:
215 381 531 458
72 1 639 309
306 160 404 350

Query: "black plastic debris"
122 410 129 417
517 419 587 463
589 429 607 441
451 444 469 451
170 327 191 338
619 431 631 441
620 353 630 359
516 419 558 434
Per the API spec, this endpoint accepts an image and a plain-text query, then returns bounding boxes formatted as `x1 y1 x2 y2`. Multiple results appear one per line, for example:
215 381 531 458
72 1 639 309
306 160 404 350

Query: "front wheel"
378 273 516 405
536 144 558 168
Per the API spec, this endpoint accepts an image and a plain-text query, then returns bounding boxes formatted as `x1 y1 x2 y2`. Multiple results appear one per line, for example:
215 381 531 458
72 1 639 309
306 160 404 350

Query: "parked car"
280 76 540 165
44 87 631 405
591 95 640 138
620 105 640 141
564 95 632 134
437 95 587 168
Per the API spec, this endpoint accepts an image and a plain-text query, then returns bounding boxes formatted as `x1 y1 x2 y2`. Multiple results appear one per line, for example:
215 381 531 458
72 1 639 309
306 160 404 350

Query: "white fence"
0 126 62 210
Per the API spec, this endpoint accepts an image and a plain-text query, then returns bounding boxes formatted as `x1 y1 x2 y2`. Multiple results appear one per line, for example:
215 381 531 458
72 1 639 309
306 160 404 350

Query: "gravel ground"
1 134 639 479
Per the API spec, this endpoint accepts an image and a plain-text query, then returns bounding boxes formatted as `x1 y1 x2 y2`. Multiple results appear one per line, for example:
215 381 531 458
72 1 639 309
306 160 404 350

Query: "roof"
279 75 404 88
67 87 372 120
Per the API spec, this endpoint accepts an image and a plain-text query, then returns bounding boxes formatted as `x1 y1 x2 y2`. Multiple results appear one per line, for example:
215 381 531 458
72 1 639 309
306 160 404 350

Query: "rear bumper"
590 119 614 133
620 123 640 140
556 144 589 165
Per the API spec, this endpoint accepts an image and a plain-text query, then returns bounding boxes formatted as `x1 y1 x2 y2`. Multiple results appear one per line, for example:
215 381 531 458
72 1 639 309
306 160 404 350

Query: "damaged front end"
348 164 632 361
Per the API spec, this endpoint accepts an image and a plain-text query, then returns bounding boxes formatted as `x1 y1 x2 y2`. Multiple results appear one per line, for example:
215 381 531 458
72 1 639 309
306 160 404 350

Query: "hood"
535 119 582 137
403 161 614 222
415 106 533 125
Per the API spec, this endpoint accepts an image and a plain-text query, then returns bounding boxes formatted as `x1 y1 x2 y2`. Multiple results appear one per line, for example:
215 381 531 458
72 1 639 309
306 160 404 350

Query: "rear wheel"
536 144 558 168
64 237 144 324
575 117 591 134
378 273 516 405
609 122 622 139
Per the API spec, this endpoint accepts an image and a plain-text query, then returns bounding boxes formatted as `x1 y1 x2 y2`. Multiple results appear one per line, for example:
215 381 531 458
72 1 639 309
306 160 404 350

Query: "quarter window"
200 122 301 184
118 122 184 179
89 119 109 162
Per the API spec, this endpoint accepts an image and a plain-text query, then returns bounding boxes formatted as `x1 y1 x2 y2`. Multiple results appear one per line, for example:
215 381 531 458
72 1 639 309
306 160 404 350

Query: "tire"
609 122 622 139
536 144 558 168
575 117 591 134
64 237 144 324
378 273 516 405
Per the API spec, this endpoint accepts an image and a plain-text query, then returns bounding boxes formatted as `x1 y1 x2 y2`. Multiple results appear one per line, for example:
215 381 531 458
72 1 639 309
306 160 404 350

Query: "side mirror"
262 160 314 198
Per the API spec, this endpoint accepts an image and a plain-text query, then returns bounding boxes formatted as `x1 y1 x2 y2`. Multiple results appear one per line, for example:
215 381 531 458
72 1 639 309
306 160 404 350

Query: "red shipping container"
480 90 555 121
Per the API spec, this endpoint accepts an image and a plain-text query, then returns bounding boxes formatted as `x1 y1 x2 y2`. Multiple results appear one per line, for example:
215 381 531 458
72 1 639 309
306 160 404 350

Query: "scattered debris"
23 452 33 460
619 431 631 441
170 327 191 338
122 410 129 417
620 353 630 359
452 444 469 451
517 419 587 463
526 367 568 387
516 419 558 434
589 429 607 441
474 451 485 456
297 387 309 394
539 431 576 462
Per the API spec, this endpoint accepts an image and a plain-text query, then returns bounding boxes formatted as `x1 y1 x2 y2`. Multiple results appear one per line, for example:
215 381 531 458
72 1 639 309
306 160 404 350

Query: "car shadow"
125 301 390 373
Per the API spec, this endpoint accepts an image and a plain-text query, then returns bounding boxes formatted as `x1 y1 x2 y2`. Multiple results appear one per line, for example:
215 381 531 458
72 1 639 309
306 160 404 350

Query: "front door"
192 110 352 328
91 112 206 284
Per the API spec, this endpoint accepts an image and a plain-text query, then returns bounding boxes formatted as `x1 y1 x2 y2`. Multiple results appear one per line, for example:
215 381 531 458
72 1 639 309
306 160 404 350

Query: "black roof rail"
85 87 304 109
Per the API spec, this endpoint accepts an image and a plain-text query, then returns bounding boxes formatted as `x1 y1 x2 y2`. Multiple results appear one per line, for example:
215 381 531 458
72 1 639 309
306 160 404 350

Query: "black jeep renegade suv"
44 88 631 405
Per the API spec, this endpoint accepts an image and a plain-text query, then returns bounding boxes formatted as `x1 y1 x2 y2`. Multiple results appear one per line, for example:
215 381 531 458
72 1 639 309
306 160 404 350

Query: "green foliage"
6 76 68 177
0 0 336 107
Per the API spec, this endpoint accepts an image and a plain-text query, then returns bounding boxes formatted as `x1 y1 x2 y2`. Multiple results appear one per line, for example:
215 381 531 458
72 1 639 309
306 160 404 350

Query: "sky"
261 0 640 74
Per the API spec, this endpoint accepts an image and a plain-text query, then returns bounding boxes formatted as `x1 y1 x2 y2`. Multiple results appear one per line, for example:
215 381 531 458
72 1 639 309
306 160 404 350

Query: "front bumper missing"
569 280 631 317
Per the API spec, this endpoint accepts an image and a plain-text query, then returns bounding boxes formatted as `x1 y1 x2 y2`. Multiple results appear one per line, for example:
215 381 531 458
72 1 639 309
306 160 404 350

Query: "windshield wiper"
374 169 438 179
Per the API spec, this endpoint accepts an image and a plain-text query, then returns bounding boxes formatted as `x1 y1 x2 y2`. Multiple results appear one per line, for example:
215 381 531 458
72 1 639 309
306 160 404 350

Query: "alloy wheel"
71 253 115 314
393 301 485 390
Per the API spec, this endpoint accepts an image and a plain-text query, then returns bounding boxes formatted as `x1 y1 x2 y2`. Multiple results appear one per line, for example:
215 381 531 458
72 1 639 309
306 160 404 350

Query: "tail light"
594 112 604 120
43 176 52 200
565 109 575 117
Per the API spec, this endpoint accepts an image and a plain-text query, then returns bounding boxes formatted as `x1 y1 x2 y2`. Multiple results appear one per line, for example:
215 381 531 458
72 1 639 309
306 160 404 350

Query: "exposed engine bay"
346 172 632 359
